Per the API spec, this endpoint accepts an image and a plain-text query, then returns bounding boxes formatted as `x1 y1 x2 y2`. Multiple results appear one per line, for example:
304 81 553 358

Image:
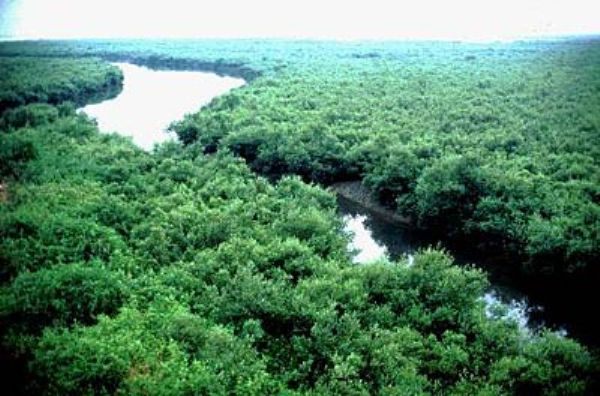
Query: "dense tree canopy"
0 42 598 394
170 40 600 280
0 57 122 114
15 38 593 280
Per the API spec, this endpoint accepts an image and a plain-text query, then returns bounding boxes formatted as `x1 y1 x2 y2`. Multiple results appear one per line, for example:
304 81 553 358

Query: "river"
338 195 567 336
79 62 585 345
80 63 245 150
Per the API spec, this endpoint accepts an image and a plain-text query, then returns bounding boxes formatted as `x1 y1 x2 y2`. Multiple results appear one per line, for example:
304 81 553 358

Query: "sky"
0 0 599 41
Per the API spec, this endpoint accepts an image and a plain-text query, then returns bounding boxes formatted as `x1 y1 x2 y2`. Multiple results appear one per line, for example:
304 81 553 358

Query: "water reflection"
338 195 559 334
343 214 388 263
80 63 245 150
76 62 570 340
339 196 419 262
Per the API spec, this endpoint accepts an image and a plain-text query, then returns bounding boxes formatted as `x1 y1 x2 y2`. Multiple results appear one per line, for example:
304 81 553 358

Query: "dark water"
338 196 569 336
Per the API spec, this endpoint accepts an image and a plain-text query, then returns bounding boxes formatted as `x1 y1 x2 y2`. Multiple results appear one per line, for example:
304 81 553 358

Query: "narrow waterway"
80 63 245 150
76 61 585 345
338 195 567 336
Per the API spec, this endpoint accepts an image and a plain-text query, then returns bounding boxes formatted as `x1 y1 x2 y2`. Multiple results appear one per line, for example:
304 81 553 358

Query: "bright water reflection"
339 196 556 334
343 214 389 263
80 63 245 150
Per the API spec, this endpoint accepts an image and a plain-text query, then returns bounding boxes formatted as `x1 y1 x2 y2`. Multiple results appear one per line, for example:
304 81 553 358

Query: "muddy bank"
330 181 410 224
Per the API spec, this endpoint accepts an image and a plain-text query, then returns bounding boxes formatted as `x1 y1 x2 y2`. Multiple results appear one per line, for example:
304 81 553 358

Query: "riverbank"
330 181 411 224
334 180 600 349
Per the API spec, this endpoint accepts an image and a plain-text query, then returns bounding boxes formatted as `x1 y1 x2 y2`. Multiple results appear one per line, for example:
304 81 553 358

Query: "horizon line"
1 32 599 44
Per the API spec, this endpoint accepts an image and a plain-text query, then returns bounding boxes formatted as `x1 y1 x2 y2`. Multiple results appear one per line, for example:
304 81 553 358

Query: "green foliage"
0 133 37 179
490 332 595 395
0 57 122 114
411 154 484 233
1 262 129 332
30 304 275 395
1 41 597 276
0 204 127 279
0 42 597 395
0 103 61 130
142 38 600 278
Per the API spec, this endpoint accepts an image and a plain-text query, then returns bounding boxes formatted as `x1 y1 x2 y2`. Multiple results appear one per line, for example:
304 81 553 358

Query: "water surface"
339 195 565 335
77 61 578 343
80 63 245 150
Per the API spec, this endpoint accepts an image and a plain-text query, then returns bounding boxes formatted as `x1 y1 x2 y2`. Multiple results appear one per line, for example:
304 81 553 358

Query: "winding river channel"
338 196 556 335
80 62 587 345
80 63 245 150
